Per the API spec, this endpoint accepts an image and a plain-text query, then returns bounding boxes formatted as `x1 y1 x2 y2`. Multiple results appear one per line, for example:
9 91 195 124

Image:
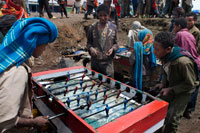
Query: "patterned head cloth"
0 17 58 74
138 29 153 54
0 0 28 19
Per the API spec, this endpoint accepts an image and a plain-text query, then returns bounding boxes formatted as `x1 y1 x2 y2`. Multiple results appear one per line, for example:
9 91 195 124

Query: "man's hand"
154 83 164 90
17 116 49 129
106 48 113 56
160 88 173 97
33 116 49 128
90 47 97 57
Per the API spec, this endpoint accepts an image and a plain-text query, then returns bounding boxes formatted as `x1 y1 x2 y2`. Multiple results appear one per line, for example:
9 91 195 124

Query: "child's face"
98 11 109 25
173 24 181 33
33 44 47 58
186 16 195 29
153 41 172 59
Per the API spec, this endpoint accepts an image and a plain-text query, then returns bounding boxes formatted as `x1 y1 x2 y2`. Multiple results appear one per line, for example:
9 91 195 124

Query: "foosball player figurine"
83 84 88 92
87 100 92 110
66 97 71 108
104 87 108 96
80 80 83 89
67 72 70 80
105 104 110 117
90 82 96 90
123 98 128 110
116 90 122 99
64 83 68 96
73 86 78 94
77 95 80 106
82 74 85 80
95 90 99 100
103 95 108 104
86 92 90 104
98 81 103 88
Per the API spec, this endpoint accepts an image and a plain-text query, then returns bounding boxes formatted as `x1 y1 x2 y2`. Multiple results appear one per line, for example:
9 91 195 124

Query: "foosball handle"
105 104 110 117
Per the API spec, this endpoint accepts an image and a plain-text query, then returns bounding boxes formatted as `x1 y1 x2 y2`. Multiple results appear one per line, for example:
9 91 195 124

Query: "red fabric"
152 0 158 10
1 0 28 19
113 0 121 17
115 5 121 17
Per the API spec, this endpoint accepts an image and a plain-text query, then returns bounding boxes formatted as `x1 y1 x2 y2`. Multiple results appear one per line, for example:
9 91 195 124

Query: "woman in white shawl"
127 21 145 48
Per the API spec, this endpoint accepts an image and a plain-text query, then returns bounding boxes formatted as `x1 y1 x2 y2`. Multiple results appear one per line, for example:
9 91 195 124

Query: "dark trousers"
84 5 97 18
38 0 53 18
185 86 199 113
91 60 114 78
60 4 67 17
162 93 191 133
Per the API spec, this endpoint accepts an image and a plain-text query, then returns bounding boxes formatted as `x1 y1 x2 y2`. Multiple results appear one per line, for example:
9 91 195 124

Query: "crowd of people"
0 0 199 132
83 0 195 19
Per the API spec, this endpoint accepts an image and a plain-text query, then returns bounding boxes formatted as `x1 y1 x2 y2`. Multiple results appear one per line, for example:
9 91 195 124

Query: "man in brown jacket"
186 12 200 54
87 4 119 77
153 32 199 133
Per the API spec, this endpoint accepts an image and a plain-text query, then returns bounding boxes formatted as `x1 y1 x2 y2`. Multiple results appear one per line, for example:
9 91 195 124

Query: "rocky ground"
30 12 200 132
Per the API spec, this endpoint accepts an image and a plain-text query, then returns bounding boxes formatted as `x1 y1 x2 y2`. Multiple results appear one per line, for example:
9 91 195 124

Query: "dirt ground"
30 12 200 132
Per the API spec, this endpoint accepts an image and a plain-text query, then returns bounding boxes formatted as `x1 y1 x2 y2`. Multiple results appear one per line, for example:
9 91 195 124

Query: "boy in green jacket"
153 32 199 133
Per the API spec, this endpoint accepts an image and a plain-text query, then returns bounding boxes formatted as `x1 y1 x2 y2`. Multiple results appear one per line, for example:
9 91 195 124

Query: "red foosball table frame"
32 66 168 133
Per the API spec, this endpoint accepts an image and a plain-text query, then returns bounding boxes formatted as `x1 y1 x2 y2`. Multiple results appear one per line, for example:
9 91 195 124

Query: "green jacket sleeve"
172 60 198 95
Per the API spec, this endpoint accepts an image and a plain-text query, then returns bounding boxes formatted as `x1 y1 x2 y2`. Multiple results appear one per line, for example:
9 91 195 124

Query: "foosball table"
32 66 168 133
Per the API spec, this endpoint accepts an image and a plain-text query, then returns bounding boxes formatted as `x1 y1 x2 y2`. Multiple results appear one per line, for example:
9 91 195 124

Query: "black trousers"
60 4 67 17
38 0 53 18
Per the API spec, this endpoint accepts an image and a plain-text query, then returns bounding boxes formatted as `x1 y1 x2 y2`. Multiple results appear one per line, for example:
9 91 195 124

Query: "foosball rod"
42 74 97 86
81 96 139 119
43 73 93 86
42 71 104 87
37 69 88 82
50 80 103 95
48 113 65 120
67 87 126 104
63 87 109 103
48 74 113 92
72 90 120 111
